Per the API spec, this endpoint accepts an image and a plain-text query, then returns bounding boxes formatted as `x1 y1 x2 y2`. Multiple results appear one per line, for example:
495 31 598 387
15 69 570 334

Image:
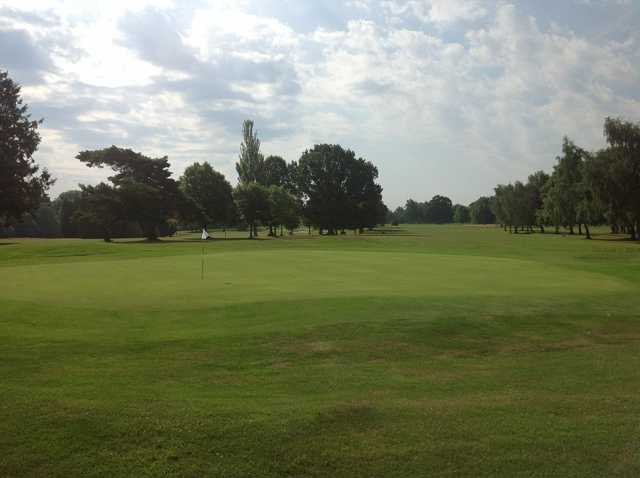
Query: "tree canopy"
0 70 54 226
179 162 235 231
77 146 179 240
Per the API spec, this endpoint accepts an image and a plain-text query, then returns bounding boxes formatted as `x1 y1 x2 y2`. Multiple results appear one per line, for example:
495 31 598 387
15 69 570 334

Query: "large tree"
469 197 495 224
296 144 383 234
236 120 264 184
73 183 124 242
77 146 179 240
52 190 83 237
425 195 454 224
453 204 470 223
179 162 235 232
234 182 270 239
601 117 640 239
263 155 289 188
268 185 300 236
0 70 54 225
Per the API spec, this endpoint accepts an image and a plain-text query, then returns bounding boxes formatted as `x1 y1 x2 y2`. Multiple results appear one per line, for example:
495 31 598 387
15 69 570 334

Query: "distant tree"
403 199 423 224
236 120 265 184
179 162 235 232
263 155 289 188
425 195 453 224
296 144 383 234
33 202 60 237
268 185 300 236
469 197 495 224
391 206 406 225
77 146 179 241
553 137 585 234
52 190 83 237
234 182 270 238
601 117 640 239
0 70 54 225
73 183 124 242
526 171 549 232
453 204 470 223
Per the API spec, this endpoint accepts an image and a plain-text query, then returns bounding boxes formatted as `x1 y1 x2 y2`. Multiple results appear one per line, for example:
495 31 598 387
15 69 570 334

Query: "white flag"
201 228 209 240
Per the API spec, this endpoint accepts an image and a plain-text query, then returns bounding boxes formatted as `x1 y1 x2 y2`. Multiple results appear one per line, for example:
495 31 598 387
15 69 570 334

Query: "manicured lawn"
1 225 639 477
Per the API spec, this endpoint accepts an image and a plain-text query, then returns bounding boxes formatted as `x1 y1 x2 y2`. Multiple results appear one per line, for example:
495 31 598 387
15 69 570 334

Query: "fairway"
2 225 640 477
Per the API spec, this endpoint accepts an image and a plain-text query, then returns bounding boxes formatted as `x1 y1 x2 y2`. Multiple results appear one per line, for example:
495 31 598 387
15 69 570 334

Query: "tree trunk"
539 225 545 234
584 224 591 240
569 225 574 235
578 223 582 235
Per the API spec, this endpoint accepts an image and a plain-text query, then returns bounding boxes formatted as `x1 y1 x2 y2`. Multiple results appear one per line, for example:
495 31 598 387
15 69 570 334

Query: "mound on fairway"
1 225 639 477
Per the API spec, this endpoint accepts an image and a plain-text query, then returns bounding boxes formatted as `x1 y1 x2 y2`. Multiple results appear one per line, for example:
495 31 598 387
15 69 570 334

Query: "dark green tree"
234 182 270 238
77 146 179 241
263 156 289 188
469 197 495 224
425 195 454 224
0 70 54 225
73 183 124 242
179 162 235 232
453 204 470 223
296 144 383 234
268 185 300 236
236 120 264 184
52 190 83 237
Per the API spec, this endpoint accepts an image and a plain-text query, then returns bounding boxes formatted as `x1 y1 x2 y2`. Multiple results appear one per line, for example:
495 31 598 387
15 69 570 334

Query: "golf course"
2 225 639 477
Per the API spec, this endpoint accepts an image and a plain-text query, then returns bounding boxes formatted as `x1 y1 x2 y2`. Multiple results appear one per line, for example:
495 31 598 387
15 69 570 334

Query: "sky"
1 0 639 208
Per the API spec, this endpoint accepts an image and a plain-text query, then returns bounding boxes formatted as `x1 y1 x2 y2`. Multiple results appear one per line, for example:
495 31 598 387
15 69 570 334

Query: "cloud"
2 1 639 207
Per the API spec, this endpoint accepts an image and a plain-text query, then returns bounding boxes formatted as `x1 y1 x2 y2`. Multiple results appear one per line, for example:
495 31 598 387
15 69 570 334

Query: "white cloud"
1 1 639 206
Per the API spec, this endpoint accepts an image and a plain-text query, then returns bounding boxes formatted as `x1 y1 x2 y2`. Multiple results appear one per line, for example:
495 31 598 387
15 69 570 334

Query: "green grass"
1 225 640 477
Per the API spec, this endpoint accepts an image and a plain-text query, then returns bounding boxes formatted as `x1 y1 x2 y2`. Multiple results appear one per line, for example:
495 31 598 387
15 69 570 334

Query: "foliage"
296 144 384 233
77 146 179 240
469 197 495 224
0 70 54 225
234 182 271 238
236 120 265 184
179 162 236 230
453 204 470 223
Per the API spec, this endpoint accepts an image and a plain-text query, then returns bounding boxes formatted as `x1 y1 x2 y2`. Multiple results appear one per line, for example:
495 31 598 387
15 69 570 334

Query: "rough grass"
1 225 639 477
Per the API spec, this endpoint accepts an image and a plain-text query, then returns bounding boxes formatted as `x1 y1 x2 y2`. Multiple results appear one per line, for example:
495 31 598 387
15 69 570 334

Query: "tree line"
388 117 639 241
389 195 495 226
492 118 640 240
1 70 386 240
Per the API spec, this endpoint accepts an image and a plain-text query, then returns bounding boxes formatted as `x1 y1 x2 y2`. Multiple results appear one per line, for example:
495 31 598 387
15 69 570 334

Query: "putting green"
2 250 628 310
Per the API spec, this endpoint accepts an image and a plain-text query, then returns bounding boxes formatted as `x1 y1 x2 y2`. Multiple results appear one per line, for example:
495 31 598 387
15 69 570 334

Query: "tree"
469 197 495 224
425 195 453 224
268 185 300 236
601 117 640 239
552 137 585 235
453 204 470 223
33 202 61 237
263 156 289 188
179 162 235 232
0 70 54 225
236 120 264 184
52 190 83 237
234 182 270 238
77 146 179 241
296 144 383 234
73 183 123 242
526 171 549 232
